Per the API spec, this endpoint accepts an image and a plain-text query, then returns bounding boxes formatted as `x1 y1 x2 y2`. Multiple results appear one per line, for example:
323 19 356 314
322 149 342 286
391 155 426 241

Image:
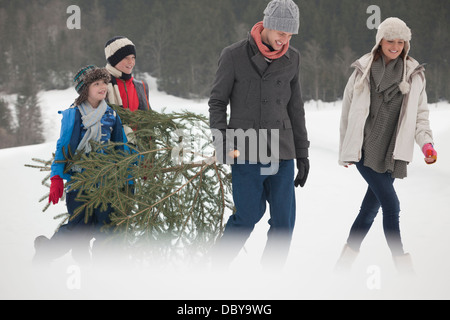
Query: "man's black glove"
294 157 309 188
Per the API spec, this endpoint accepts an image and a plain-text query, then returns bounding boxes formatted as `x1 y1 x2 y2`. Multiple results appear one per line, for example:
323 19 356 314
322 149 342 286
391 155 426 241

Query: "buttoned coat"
209 33 309 161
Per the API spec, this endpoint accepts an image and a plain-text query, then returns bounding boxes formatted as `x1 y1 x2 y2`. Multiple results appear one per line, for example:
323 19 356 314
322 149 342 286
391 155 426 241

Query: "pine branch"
26 106 233 263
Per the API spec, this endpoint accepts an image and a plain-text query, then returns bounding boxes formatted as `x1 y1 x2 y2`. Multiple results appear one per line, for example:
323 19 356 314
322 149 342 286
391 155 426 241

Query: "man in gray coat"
209 0 310 270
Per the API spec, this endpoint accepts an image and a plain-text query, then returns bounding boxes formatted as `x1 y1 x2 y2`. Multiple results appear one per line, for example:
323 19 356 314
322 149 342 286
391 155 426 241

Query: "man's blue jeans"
214 160 296 269
347 160 404 256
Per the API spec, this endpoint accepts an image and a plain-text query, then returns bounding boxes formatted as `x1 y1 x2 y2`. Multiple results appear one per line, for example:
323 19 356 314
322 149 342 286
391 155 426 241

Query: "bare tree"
301 40 324 105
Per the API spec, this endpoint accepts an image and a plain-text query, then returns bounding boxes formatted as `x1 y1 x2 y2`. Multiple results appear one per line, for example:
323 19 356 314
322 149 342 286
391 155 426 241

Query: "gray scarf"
77 100 108 153
371 55 404 102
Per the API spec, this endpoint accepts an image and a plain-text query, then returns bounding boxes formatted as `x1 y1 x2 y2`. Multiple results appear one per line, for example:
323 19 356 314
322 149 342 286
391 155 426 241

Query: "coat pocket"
283 119 292 129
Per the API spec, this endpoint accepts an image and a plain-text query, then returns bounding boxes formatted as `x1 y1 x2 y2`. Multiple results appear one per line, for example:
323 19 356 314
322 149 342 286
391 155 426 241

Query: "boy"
33 65 128 265
104 36 151 112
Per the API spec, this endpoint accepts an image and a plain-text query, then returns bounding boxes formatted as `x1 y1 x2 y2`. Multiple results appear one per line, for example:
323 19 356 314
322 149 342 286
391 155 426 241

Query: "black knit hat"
105 36 137 67
73 65 111 105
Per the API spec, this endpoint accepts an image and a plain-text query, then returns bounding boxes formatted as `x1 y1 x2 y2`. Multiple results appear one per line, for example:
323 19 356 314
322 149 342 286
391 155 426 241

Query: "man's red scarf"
250 21 289 60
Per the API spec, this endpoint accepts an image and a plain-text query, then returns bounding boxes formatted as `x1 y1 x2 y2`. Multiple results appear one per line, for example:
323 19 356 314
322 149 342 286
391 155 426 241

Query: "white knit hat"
357 17 412 94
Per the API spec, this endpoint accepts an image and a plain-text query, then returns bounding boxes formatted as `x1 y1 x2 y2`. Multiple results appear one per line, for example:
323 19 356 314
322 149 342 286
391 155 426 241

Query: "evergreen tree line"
0 85 44 149
1 0 449 148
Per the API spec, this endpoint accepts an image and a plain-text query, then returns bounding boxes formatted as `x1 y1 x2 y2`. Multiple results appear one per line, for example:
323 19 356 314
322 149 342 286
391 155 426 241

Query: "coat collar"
247 33 292 76
352 53 424 84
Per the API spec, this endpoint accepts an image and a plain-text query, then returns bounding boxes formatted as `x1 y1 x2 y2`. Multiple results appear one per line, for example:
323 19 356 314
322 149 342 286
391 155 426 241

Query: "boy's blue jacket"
50 104 128 181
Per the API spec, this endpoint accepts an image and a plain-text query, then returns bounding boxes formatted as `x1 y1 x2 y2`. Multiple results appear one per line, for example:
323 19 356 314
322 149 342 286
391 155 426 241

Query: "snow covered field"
1 76 450 300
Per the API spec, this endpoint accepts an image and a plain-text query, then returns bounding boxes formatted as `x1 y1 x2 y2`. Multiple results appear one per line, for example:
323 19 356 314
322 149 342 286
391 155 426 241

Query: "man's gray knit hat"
263 0 300 34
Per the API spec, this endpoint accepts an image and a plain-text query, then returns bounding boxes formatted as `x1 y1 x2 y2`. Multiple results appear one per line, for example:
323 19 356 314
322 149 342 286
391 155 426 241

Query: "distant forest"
0 0 449 147
1 0 449 101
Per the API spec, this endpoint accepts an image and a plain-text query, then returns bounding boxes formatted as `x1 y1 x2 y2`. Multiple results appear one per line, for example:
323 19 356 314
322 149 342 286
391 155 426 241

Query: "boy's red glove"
422 143 437 165
49 175 64 205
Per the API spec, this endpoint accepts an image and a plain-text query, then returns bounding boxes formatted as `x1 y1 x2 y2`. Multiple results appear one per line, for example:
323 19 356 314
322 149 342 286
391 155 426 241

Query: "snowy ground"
1 76 450 300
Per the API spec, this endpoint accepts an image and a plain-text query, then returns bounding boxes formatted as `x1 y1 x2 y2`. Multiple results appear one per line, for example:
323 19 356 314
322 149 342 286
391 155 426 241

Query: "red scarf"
251 21 289 60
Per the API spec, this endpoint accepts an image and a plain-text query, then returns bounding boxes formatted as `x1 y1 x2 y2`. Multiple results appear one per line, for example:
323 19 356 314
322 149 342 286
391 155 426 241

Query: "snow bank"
1 79 450 299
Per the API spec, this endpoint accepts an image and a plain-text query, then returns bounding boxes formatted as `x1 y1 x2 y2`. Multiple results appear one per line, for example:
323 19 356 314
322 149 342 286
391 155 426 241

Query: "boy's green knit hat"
73 65 110 105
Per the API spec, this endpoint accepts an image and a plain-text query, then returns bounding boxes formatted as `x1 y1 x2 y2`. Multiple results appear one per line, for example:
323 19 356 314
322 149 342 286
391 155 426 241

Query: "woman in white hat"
336 17 437 273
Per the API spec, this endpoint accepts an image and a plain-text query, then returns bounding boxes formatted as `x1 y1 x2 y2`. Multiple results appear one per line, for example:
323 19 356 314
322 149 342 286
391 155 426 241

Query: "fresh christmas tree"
26 106 233 265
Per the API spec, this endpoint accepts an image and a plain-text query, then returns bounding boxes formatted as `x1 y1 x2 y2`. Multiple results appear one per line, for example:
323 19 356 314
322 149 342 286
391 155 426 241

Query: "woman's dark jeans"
347 160 404 256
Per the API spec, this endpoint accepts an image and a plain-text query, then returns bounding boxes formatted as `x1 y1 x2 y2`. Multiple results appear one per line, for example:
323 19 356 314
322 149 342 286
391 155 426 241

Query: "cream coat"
339 53 434 166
